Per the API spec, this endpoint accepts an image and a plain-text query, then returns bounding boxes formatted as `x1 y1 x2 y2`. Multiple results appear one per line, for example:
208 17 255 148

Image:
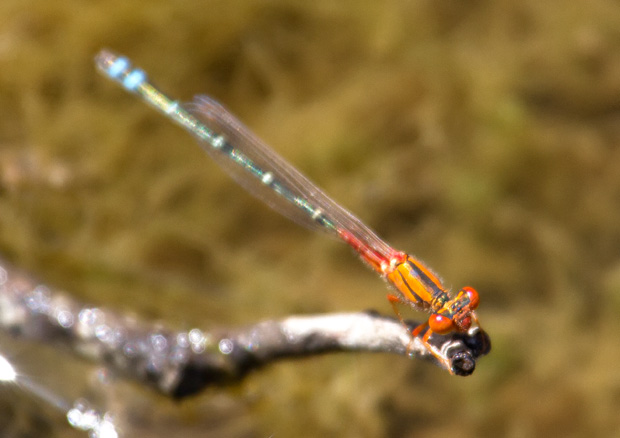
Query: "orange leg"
420 325 452 372
388 294 427 356
388 294 453 373
387 294 407 324
471 311 480 327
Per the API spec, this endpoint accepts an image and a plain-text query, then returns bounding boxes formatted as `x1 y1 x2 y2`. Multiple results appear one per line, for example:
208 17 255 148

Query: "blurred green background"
1 0 620 437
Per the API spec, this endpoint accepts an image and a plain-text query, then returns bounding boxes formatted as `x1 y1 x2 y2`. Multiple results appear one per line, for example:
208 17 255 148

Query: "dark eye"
428 314 454 334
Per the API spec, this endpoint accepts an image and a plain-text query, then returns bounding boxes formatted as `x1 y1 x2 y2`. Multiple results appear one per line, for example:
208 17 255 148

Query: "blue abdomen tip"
107 57 130 78
123 69 147 90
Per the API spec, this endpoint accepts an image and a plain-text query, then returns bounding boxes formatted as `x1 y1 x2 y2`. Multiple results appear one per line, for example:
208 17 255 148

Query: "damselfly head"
428 312 454 334
454 313 473 332
452 286 480 332
460 286 480 310
429 286 480 334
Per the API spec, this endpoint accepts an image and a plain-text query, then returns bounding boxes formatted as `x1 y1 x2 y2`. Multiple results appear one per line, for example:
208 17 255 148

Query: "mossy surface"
1 1 620 436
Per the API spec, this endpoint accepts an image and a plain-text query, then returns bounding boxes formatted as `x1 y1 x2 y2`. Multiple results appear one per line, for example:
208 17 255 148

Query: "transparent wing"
188 96 394 260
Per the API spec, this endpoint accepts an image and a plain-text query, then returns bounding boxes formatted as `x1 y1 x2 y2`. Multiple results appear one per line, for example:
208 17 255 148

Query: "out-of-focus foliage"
1 0 620 436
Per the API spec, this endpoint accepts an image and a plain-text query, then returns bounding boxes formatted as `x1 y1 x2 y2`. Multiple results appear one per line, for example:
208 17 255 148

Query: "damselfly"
95 50 482 373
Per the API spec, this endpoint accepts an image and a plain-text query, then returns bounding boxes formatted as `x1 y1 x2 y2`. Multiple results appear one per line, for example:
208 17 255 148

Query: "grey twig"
0 259 490 399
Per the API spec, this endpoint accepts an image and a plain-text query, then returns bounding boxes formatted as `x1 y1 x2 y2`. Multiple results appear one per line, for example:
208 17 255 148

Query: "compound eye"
462 286 480 310
429 314 454 335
